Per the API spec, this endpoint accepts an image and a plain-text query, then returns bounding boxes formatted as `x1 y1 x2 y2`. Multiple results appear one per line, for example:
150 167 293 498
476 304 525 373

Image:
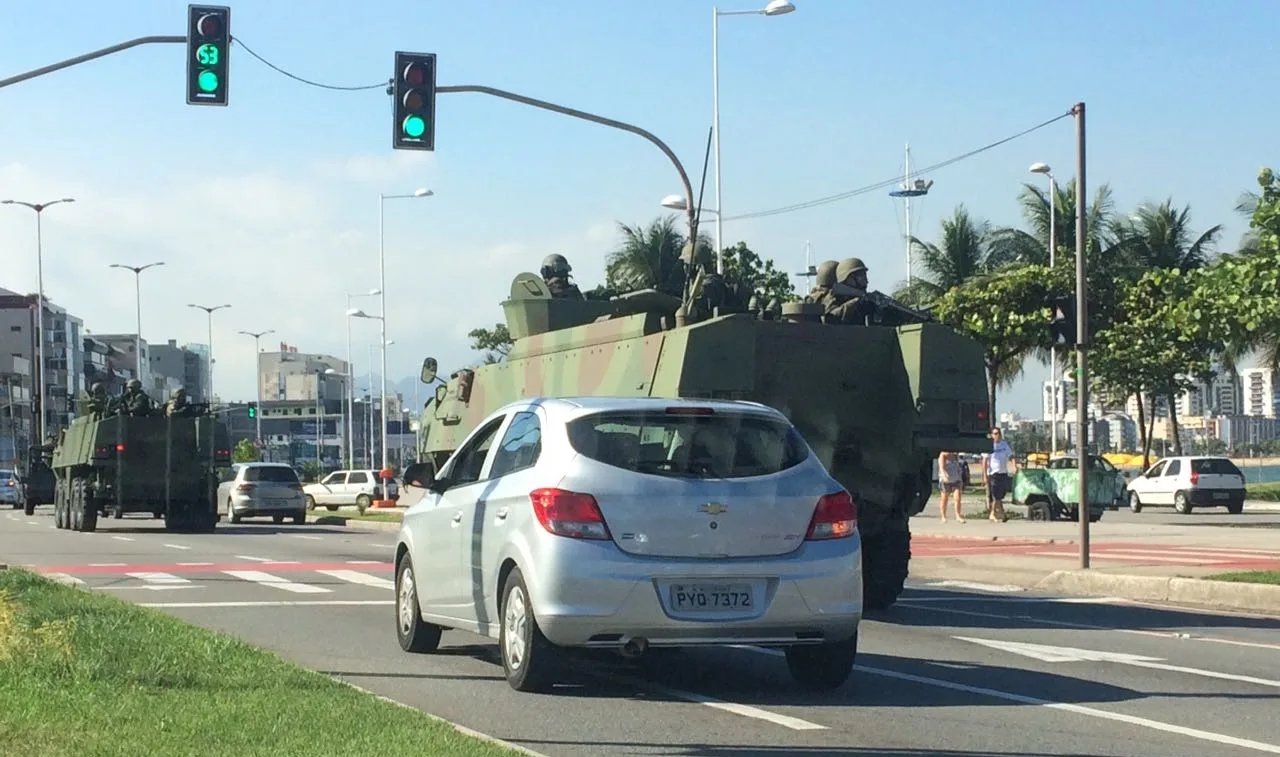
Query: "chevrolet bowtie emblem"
698 503 728 515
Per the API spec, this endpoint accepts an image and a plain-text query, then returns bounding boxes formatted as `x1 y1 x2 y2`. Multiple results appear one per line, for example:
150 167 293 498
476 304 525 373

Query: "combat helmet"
680 241 713 268
837 257 868 284
126 378 142 392
89 381 105 395
814 260 839 288
541 254 572 279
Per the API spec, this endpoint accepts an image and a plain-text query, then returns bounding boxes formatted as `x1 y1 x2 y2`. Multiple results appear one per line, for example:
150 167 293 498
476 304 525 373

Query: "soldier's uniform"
164 388 194 417
541 254 585 299
804 260 840 308
682 243 730 319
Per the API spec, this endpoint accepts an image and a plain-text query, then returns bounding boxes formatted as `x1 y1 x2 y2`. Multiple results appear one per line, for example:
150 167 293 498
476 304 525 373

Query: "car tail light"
5 480 13 487
92 444 116 460
214 448 231 461
806 490 857 540
529 488 610 540
1190 470 1199 486
237 483 256 494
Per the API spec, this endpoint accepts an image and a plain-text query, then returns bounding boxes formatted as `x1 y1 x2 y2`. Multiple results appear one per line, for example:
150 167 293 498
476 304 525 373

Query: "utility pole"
1073 102 1090 570
238 329 273 451
109 261 165 386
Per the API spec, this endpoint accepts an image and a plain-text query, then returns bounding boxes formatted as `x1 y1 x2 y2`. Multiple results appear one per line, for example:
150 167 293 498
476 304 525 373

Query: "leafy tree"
231 438 258 463
1219 168 1280 380
467 323 513 364
932 264 1065 421
719 242 797 304
605 215 705 296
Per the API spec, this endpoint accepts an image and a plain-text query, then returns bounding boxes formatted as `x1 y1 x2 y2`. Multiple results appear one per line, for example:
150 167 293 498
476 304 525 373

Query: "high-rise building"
0 287 85 440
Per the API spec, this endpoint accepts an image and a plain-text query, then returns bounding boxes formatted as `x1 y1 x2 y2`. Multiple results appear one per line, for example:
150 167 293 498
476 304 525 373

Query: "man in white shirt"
982 427 1015 522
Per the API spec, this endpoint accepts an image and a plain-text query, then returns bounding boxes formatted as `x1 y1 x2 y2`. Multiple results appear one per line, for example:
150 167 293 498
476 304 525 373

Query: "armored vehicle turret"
417 272 991 609
43 403 230 533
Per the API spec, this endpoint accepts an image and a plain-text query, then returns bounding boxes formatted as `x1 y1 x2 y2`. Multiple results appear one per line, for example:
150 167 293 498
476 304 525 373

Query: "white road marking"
24 519 39 525
370 543 393 549
111 536 134 542
44 573 85 586
102 585 201 592
126 571 192 586
222 570 330 594
235 555 276 562
177 562 214 566
163 543 191 550
290 534 323 541
956 635 1280 689
345 559 383 565
647 683 826 731
902 595 1127 604
138 599 393 608
315 569 394 590
89 562 126 567
854 664 1280 754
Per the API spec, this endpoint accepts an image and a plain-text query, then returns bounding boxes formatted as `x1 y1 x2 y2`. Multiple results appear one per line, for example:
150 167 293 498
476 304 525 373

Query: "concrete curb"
1035 570 1280 615
915 533 1064 545
309 515 402 532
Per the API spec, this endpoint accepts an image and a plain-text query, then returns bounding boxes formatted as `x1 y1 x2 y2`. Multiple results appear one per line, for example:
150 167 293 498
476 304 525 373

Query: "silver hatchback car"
393 396 862 692
216 462 307 524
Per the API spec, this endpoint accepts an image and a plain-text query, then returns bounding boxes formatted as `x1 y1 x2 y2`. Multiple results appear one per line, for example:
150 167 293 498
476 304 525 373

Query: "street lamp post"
3 197 76 444
187 303 231 406
711 0 796 273
315 368 337 469
109 261 165 384
237 329 274 450
1030 162 1058 456
345 289 379 469
377 188 432 502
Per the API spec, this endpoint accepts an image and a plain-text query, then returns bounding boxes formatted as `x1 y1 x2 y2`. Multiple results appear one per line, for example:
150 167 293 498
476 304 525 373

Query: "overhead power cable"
723 109 1076 222
230 36 389 91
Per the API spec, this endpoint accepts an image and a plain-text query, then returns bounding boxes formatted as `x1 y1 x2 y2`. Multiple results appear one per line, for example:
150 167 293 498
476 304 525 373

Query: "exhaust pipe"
619 636 649 658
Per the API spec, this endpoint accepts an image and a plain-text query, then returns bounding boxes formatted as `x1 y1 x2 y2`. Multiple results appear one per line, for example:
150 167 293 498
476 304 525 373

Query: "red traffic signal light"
196 13 221 36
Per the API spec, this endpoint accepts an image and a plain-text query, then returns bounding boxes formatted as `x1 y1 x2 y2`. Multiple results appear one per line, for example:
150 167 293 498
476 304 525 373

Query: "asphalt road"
4 508 1280 757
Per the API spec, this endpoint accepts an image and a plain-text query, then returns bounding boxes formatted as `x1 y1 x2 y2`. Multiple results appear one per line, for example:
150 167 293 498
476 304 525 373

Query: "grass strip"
1246 482 1280 501
1203 570 1280 585
0 568 523 757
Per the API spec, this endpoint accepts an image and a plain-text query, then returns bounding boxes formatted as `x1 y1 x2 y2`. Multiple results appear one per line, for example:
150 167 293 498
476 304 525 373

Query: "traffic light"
1048 295 1077 347
246 402 257 419
392 51 437 151
186 5 230 106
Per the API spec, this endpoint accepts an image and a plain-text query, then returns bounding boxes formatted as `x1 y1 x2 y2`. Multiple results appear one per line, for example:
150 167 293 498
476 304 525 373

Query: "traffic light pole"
0 36 185 90
1073 102 1090 570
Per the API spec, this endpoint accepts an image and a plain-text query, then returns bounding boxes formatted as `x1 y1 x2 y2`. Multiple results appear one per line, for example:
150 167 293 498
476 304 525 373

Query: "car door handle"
451 511 463 525
495 507 508 521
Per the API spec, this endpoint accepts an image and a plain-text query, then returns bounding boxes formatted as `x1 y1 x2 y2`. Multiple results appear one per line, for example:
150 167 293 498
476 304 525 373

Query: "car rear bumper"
1188 488 1245 506
230 494 306 513
526 535 863 648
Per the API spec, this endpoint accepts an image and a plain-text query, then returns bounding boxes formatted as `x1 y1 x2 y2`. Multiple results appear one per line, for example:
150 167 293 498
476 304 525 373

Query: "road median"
1034 569 1280 614
0 567 527 757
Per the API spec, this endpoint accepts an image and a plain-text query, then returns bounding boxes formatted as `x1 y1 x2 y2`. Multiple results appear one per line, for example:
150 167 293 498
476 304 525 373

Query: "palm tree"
1116 199 1223 271
605 215 709 298
893 205 998 307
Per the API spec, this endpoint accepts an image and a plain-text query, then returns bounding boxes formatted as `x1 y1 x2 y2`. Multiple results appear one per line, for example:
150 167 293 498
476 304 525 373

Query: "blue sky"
1 0 1275 417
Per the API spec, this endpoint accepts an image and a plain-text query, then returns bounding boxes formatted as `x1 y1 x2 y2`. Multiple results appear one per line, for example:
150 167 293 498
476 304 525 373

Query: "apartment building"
0 287 85 441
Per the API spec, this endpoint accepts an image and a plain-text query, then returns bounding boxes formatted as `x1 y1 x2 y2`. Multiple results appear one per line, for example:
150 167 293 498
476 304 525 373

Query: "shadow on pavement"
71 523 352 536
879 586 1280 632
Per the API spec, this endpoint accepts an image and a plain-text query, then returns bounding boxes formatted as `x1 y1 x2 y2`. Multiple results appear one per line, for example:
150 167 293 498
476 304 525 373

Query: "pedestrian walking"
982 427 1014 522
937 450 964 522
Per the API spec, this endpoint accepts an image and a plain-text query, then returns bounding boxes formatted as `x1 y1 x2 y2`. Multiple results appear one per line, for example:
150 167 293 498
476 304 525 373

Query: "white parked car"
303 468 399 512
1126 455 1247 514
392 396 863 693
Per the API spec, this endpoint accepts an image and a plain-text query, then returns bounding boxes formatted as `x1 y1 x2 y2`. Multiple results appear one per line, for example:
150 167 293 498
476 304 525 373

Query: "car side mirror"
420 357 438 385
402 462 436 489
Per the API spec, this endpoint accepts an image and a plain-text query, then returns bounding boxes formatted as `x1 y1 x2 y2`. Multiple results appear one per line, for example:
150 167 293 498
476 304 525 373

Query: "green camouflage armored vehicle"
46 407 231 533
416 272 991 609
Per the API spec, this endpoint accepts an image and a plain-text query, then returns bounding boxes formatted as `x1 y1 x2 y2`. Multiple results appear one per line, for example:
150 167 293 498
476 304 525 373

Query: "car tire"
1174 491 1192 514
304 495 316 511
1027 500 1052 521
499 567 557 692
272 514 284 524
395 554 442 654
230 503 242 525
1226 500 1244 515
1128 491 1142 513
292 510 306 525
356 494 372 513
785 632 858 691
23 500 34 516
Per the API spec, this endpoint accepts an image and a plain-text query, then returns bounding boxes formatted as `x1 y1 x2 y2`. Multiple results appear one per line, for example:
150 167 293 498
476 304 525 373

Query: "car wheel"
272 514 284 524
292 510 306 525
1128 491 1142 513
1174 491 1192 514
1027 500 1052 521
395 555 442 653
230 502 242 525
785 633 858 691
499 567 557 692
356 494 372 513
1226 500 1244 515
304 495 316 511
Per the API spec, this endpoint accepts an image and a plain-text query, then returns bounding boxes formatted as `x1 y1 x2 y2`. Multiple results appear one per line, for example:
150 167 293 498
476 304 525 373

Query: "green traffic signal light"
197 70 219 93
402 115 426 138
247 404 256 419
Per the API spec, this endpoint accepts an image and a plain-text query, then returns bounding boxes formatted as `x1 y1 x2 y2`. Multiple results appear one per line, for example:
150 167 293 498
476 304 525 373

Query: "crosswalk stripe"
126 571 192 585
315 569 395 590
222 570 331 594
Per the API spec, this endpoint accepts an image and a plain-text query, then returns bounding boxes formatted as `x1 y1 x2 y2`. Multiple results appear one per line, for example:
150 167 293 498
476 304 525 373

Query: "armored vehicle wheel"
785 632 858 691
861 524 909 610
53 479 66 529
113 506 124 519
68 487 82 531
72 480 97 533
23 500 35 516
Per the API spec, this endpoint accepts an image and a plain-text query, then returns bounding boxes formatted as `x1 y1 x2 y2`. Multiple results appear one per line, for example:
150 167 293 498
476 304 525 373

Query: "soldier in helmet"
825 257 874 324
804 260 840 307
540 254 584 299
164 387 193 417
682 242 729 319
82 381 109 417
119 378 155 417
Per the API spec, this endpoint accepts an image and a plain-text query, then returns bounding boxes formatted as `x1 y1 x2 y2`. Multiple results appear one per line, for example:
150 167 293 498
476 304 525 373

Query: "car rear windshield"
1192 458 1243 476
244 465 300 483
565 409 809 479
0 470 13 480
